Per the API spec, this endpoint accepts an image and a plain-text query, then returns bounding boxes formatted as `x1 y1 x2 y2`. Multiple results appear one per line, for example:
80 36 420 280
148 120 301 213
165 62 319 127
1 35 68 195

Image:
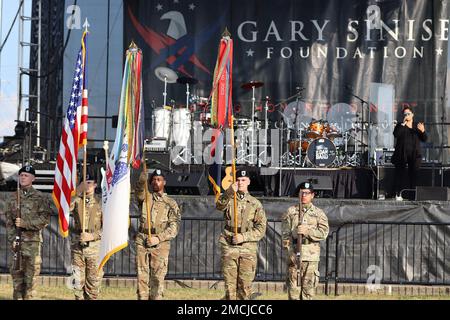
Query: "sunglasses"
403 112 412 116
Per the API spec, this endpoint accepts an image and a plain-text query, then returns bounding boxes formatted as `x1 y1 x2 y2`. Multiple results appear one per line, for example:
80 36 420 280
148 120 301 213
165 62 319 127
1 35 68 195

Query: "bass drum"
171 108 191 147
153 107 171 139
306 138 337 167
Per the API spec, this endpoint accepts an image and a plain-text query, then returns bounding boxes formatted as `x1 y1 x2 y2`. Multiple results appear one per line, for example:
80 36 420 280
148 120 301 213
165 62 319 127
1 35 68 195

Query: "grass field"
1 283 449 300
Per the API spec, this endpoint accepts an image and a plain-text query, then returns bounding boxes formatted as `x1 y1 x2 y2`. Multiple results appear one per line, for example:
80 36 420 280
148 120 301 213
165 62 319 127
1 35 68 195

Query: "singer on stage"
391 107 427 200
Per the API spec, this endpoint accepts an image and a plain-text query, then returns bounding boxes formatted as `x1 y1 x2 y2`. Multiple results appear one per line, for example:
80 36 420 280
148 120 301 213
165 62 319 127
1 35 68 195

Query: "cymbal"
154 67 178 83
241 81 264 90
177 76 198 85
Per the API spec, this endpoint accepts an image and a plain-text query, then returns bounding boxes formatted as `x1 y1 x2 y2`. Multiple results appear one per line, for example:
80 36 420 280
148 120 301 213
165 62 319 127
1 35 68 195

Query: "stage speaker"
165 172 210 196
293 175 333 197
415 186 450 201
294 175 333 191
145 151 171 171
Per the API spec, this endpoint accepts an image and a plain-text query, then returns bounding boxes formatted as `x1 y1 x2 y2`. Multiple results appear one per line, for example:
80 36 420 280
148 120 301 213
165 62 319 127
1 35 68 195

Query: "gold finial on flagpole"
222 27 231 38
128 40 140 53
129 40 138 49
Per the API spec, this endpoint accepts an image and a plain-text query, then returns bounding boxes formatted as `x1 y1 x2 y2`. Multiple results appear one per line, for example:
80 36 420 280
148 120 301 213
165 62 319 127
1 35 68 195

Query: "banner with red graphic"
124 0 448 151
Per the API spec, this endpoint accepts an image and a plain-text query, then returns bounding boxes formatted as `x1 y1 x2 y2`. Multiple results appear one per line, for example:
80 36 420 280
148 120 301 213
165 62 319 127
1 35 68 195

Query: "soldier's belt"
224 235 243 246
224 225 242 233
292 238 312 245
139 227 157 234
74 229 94 233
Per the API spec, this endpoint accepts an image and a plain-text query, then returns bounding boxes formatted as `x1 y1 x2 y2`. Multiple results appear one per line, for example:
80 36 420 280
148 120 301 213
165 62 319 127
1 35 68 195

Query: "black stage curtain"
272 168 374 198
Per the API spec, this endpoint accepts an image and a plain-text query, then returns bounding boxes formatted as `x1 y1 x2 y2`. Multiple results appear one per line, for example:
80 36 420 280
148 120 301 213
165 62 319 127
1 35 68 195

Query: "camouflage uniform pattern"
69 193 103 300
282 203 329 300
5 187 51 300
216 187 267 300
135 181 181 300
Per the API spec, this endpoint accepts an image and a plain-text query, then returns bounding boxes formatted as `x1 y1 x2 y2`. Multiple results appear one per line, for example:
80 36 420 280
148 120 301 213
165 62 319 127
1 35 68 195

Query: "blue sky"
0 0 30 142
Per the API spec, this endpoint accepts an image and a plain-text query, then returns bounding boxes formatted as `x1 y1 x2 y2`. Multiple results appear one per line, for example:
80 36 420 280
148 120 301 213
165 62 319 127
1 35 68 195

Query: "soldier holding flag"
282 182 329 300
134 169 181 300
5 165 51 300
216 169 266 300
69 170 103 300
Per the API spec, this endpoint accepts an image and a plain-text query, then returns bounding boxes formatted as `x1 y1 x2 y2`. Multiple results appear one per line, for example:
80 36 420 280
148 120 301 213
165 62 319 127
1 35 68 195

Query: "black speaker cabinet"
165 172 209 196
293 174 333 197
293 175 333 191
145 152 171 171
415 187 450 201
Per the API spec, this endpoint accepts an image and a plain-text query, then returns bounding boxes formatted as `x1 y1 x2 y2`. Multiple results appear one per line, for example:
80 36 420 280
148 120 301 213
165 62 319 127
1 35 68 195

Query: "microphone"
401 115 408 126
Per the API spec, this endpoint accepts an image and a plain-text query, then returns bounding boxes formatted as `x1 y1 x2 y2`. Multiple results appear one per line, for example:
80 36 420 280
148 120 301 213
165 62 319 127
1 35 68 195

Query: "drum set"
148 66 270 164
283 117 366 168
147 66 366 168
286 119 341 167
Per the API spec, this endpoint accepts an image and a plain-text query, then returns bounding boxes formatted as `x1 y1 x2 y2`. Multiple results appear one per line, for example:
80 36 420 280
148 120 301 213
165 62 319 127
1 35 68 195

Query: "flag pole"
103 141 109 169
230 115 238 235
81 149 87 234
221 28 237 235
143 159 152 238
81 20 89 236
128 39 151 238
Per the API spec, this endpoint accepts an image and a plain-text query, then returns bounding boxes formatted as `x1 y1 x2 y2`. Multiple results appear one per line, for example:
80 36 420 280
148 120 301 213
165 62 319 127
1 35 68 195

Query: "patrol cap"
18 165 35 176
84 173 95 182
236 169 250 178
80 167 97 182
150 169 165 179
298 181 314 191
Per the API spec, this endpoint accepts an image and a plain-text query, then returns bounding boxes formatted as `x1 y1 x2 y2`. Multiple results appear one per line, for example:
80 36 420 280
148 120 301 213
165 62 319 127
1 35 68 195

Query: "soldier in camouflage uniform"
282 182 329 300
134 169 181 300
216 169 267 300
69 173 103 300
5 165 51 300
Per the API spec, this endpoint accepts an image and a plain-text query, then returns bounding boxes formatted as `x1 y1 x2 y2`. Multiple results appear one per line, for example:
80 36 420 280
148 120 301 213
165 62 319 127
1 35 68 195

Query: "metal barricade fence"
2 214 450 291
0 214 296 281
326 221 450 295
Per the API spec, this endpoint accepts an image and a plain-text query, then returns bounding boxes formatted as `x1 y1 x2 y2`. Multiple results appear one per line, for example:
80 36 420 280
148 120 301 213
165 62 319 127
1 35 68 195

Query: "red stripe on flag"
79 90 88 146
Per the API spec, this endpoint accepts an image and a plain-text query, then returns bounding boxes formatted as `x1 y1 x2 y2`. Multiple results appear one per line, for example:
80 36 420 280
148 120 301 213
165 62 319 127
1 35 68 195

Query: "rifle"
296 199 304 292
12 179 22 271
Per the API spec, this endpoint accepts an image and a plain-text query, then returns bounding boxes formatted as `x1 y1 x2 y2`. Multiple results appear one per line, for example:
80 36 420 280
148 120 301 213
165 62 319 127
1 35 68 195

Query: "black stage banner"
124 0 449 155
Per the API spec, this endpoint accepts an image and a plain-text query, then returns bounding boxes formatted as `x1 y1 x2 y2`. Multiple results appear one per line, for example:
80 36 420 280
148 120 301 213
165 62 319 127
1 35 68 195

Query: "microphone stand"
295 87 304 166
346 87 370 166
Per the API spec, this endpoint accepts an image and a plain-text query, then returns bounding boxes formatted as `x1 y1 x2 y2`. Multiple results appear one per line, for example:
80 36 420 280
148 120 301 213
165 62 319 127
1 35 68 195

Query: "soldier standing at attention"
282 182 329 300
5 165 51 300
216 169 267 300
69 172 103 300
134 169 181 300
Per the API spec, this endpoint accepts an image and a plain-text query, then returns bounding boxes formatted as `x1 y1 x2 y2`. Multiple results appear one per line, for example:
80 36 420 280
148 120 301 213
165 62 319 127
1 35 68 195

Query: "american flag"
52 31 88 237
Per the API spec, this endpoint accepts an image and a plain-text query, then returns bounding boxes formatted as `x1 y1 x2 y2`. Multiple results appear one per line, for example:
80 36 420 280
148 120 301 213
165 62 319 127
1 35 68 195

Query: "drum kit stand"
281 120 366 168
147 66 369 169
